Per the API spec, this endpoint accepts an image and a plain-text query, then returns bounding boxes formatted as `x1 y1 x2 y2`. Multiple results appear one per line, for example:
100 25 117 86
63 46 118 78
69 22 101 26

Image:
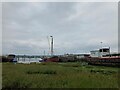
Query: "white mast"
47 36 51 55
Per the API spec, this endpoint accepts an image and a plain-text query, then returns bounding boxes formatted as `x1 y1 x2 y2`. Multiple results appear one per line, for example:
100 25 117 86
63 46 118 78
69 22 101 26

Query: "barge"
87 57 120 66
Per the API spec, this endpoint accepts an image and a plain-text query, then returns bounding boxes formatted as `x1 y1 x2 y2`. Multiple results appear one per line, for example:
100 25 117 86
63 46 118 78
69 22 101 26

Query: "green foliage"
90 69 117 75
2 62 119 88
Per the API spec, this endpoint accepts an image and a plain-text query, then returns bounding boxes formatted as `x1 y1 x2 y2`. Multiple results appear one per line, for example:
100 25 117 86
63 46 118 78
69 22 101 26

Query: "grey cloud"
2 2 118 55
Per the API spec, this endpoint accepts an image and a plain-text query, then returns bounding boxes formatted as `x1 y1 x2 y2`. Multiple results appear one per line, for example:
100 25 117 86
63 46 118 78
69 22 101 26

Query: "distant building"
63 53 90 58
90 47 110 57
75 54 90 59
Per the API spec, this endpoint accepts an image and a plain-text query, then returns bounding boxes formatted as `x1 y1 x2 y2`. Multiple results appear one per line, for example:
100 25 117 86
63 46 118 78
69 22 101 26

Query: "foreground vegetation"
2 62 119 88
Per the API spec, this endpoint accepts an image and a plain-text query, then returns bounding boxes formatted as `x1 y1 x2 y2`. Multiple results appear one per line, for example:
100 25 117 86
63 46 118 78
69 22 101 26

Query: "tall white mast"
47 36 50 55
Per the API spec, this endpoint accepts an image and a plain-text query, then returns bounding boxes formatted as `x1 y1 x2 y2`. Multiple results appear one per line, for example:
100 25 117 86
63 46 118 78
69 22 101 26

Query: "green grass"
2 62 119 88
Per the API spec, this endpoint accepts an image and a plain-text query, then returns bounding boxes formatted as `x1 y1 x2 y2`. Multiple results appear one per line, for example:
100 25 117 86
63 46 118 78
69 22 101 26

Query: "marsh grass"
26 70 57 75
2 62 119 88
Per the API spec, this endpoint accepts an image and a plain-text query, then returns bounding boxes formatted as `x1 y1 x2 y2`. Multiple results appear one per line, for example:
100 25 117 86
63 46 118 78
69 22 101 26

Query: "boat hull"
86 57 120 66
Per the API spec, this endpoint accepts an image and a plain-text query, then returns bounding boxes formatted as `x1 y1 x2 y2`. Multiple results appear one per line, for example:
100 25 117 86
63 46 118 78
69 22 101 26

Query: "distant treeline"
0 54 15 62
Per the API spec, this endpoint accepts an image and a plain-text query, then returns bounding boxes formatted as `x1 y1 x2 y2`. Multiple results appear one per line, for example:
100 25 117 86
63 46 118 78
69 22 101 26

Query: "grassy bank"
2 62 119 88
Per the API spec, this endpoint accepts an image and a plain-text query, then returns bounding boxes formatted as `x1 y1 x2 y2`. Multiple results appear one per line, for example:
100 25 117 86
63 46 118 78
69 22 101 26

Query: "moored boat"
86 57 120 66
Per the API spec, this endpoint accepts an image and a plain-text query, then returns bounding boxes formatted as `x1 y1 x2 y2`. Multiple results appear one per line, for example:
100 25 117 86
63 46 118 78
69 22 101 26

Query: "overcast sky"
2 2 118 55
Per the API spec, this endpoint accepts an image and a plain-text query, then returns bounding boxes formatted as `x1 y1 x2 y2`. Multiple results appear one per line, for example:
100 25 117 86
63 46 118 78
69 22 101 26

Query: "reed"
2 62 119 88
